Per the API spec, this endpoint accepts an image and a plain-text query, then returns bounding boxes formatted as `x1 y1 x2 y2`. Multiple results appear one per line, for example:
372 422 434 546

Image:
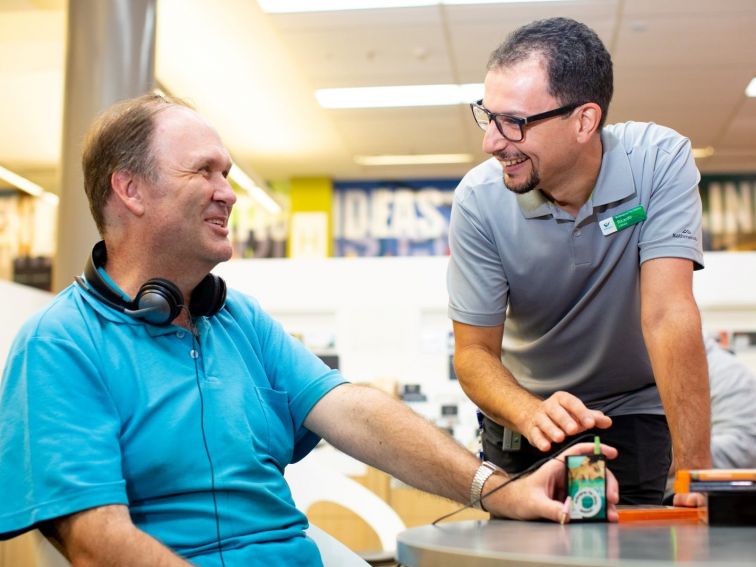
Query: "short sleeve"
638 134 704 269
0 334 127 539
248 303 347 462
447 193 509 326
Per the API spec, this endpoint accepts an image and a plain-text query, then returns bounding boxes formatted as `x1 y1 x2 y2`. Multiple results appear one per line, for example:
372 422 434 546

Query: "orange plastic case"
617 505 706 524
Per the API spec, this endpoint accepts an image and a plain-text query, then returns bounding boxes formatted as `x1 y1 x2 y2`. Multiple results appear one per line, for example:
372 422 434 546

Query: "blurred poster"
0 190 56 288
229 193 288 259
700 174 756 251
333 179 457 257
290 212 329 258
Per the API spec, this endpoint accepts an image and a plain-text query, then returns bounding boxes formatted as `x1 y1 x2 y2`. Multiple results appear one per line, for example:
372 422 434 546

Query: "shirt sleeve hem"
448 306 506 327
640 244 705 270
0 484 128 540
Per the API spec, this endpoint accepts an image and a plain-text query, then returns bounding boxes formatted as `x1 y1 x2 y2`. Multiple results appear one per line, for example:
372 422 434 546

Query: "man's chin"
503 177 536 195
205 243 234 267
215 247 234 264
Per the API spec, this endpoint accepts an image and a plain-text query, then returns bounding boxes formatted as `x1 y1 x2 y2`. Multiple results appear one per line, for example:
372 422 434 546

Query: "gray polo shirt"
447 122 704 416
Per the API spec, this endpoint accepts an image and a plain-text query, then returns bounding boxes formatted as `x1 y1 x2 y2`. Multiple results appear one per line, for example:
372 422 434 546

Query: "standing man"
0 93 619 566
448 17 710 505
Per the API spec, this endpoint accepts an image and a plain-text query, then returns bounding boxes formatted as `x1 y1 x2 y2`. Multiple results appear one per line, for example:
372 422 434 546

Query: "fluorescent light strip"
228 163 282 214
355 153 472 166
259 0 565 13
316 83 483 109
746 77 756 98
0 165 59 205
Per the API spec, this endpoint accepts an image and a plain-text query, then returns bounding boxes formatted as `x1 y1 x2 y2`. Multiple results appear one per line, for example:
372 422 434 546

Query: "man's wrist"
470 461 498 510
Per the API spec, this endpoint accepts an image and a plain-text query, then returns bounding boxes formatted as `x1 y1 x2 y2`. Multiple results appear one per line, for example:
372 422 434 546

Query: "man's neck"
99 239 207 328
540 135 603 217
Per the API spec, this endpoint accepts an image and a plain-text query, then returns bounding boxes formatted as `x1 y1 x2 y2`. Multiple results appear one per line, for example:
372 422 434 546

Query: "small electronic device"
566 437 607 522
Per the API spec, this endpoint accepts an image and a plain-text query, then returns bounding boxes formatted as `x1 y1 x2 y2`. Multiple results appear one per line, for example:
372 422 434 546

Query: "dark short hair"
81 93 192 235
487 17 613 128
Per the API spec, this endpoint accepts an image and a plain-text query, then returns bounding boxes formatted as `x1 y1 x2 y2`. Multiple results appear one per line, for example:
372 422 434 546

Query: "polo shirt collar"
590 127 635 207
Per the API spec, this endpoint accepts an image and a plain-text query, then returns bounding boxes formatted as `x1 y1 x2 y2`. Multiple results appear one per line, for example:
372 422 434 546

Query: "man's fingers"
533 412 568 444
547 392 611 434
591 411 613 429
541 402 581 437
673 492 706 508
525 392 613 453
528 426 553 452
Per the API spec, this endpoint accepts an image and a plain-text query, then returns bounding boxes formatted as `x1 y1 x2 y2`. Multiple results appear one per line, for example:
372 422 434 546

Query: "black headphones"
76 240 226 325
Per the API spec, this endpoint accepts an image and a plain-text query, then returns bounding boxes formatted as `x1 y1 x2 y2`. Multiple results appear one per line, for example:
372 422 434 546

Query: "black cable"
431 433 596 526
192 327 227 567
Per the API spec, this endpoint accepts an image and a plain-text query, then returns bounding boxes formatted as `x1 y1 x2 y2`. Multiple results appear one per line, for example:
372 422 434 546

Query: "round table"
396 519 756 566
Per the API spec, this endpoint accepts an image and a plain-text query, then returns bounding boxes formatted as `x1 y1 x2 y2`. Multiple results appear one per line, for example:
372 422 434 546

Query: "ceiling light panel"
258 0 567 12
316 83 483 108
354 153 473 165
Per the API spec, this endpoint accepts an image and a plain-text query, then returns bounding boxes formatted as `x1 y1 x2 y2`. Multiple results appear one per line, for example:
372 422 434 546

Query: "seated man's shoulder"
16 285 94 344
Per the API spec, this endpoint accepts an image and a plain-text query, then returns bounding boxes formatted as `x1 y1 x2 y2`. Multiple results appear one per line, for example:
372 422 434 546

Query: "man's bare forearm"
50 505 192 567
644 305 711 471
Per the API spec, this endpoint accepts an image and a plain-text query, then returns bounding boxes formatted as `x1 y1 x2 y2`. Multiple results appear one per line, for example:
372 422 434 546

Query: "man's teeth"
501 157 527 166
208 219 224 226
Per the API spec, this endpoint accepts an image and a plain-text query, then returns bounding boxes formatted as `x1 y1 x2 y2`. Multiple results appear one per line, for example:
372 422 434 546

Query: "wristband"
470 461 498 510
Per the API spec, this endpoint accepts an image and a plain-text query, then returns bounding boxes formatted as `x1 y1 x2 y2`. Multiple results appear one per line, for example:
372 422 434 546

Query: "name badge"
599 205 647 236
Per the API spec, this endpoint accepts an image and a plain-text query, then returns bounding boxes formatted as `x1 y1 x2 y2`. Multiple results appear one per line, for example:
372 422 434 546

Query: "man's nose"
217 177 238 207
482 120 508 155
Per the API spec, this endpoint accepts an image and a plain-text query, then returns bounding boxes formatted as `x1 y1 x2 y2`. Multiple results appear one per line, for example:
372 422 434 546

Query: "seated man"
0 94 618 566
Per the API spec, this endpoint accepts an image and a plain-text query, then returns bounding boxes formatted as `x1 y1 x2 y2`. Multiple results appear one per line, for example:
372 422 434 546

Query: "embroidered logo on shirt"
672 228 697 241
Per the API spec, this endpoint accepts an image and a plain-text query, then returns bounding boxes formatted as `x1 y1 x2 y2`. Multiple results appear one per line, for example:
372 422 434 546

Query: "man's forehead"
154 105 213 136
484 57 552 110
487 54 546 83
152 106 230 162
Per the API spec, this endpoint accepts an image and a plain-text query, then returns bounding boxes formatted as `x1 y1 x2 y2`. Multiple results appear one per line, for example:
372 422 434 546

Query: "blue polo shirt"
448 122 704 416
0 282 347 566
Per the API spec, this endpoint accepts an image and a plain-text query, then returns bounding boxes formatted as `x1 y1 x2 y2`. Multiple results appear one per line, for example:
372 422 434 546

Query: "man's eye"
499 116 520 126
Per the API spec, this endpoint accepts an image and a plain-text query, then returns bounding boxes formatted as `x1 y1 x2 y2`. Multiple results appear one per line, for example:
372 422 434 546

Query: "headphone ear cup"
134 278 184 325
189 274 226 318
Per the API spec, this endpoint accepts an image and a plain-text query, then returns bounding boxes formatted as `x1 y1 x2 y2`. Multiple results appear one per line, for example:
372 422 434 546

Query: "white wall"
215 256 476 448
693 252 756 370
0 280 52 370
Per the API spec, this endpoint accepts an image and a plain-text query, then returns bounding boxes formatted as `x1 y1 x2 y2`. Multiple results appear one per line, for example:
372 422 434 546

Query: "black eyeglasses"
470 100 583 142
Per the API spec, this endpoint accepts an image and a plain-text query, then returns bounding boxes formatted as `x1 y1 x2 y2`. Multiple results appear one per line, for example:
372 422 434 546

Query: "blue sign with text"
333 179 458 257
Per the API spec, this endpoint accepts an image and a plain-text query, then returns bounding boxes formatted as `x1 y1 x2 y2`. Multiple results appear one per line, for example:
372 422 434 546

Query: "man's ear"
575 103 602 143
110 170 145 216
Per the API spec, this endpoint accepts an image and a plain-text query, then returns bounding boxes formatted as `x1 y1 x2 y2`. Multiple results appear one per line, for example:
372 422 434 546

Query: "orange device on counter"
674 469 756 494
617 505 706 524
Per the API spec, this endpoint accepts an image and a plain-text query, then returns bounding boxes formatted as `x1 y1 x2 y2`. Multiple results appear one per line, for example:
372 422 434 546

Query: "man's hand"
485 443 620 523
673 492 706 507
521 391 613 451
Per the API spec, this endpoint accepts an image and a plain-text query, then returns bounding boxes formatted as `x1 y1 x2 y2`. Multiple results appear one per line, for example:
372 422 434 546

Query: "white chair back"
285 458 406 557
